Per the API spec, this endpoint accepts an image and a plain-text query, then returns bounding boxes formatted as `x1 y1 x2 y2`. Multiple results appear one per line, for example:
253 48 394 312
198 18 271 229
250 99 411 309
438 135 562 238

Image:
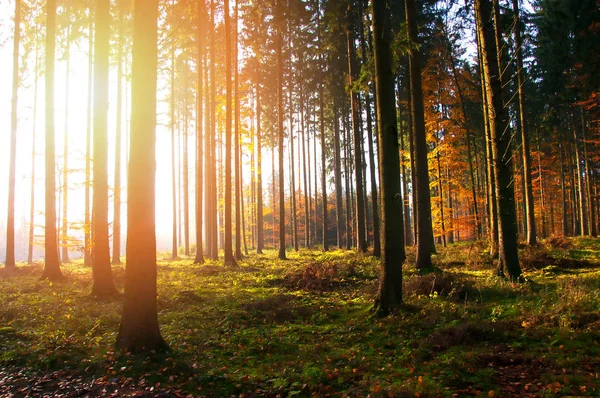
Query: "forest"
1 0 599 395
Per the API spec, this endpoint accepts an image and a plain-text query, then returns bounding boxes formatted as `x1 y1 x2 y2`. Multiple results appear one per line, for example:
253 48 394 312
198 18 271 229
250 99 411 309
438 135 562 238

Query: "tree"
512 0 536 246
91 0 118 297
406 0 435 271
224 0 237 266
346 5 367 253
372 0 405 315
475 0 521 281
5 0 20 269
84 8 93 268
112 0 127 265
194 2 205 265
41 0 63 281
116 0 167 352
277 0 287 260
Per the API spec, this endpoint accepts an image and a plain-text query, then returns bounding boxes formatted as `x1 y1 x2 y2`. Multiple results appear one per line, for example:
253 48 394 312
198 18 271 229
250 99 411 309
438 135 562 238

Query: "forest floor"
1 237 600 397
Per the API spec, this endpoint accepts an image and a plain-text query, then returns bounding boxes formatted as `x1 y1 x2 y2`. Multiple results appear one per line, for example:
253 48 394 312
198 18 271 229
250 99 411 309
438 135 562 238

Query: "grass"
1 238 600 396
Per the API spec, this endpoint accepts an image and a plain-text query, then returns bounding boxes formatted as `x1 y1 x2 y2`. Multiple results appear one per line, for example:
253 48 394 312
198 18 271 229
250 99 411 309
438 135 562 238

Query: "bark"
208 0 218 260
112 6 125 265
512 0 536 245
61 30 71 264
289 62 298 251
277 0 286 260
234 0 243 260
574 125 587 235
436 151 446 247
116 0 167 352
358 3 380 256
256 59 264 254
84 13 93 268
333 105 345 248
194 12 204 264
301 78 309 248
476 14 498 255
559 137 568 236
183 71 190 257
582 109 596 236
397 100 413 246
42 0 62 281
170 22 178 260
5 0 20 269
346 7 367 253
372 0 405 315
28 37 39 265
223 0 236 266
91 0 118 297
343 111 353 249
406 0 435 269
476 0 521 281
320 77 328 251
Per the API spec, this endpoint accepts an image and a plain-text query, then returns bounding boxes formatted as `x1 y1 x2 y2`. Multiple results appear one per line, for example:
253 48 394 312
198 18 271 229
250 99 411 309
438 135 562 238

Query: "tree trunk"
559 137 568 236
333 104 345 248
183 71 190 257
61 30 71 264
476 13 498 255
320 77 328 251
476 0 521 281
91 0 118 297
209 0 218 260
116 0 166 352
277 0 286 260
170 21 178 260
42 0 62 281
84 12 93 268
406 0 435 270
194 10 204 264
28 36 39 266
112 6 125 265
358 0 380 256
343 111 353 250
301 80 310 248
223 0 236 266
256 60 264 254
372 0 405 315
512 0 536 245
5 0 20 269
346 8 367 253
234 0 243 260
582 109 596 236
397 100 413 246
289 63 298 251
436 151 446 247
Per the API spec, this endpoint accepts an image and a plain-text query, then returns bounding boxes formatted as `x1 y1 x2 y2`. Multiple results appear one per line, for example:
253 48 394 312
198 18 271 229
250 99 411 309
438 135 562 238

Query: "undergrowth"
1 238 599 396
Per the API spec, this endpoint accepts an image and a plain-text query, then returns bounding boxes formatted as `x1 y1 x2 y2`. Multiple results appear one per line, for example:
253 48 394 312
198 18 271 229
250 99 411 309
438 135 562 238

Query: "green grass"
1 239 600 396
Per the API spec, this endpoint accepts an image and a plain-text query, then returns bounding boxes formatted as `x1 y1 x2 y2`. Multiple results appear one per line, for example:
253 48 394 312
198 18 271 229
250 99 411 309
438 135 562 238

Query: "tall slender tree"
84 10 93 268
476 0 521 281
224 0 237 266
194 3 205 265
346 6 367 253
41 0 62 281
91 0 118 297
512 0 536 245
277 0 287 260
372 0 405 314
406 0 435 270
116 0 167 352
112 0 126 265
5 0 20 269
